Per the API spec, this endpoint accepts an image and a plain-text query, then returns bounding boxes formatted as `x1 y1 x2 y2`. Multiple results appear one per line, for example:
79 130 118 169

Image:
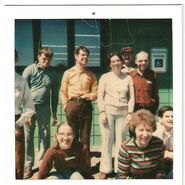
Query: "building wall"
15 19 172 146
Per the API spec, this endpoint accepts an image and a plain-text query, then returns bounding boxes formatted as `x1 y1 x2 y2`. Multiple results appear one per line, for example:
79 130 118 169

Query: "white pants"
99 113 129 173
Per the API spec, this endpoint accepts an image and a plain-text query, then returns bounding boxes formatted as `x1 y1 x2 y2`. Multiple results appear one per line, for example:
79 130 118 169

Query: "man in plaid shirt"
129 51 159 115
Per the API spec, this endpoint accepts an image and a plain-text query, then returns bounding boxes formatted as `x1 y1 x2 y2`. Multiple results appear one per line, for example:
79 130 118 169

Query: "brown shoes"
98 172 107 179
24 167 32 179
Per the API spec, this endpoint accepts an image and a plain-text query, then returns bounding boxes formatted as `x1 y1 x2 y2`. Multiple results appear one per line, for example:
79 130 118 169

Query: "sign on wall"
151 48 168 73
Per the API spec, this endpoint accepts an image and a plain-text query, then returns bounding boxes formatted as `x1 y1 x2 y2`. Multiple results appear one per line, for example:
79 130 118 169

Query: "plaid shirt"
129 69 159 112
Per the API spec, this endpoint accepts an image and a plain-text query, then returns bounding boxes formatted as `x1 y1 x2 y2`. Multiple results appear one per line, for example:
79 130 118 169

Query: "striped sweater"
118 136 165 179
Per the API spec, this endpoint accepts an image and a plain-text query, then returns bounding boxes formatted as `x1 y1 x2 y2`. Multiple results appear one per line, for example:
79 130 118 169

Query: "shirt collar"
131 68 150 77
130 69 138 77
69 65 87 73
36 63 50 70
36 63 43 69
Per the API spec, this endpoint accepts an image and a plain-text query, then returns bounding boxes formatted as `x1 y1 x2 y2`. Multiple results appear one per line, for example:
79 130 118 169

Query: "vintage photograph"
0 2 183 185
15 18 173 180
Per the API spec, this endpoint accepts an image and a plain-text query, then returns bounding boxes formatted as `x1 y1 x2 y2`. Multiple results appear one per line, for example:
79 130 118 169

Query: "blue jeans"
47 170 84 179
166 169 173 179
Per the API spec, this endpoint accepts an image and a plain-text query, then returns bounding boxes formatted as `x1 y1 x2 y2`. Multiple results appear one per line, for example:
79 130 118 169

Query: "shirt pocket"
144 80 152 93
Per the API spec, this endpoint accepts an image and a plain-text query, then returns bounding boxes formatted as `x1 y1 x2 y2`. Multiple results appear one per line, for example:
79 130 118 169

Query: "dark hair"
120 47 132 55
129 109 156 133
56 122 74 134
158 105 173 118
107 52 123 66
38 47 53 58
54 123 75 147
74 46 89 56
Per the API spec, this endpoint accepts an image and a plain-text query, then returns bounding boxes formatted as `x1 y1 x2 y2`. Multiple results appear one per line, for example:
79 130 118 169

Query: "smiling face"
135 51 149 73
123 53 132 67
135 123 153 148
55 124 74 150
161 110 173 130
37 53 52 69
109 55 122 72
75 49 89 66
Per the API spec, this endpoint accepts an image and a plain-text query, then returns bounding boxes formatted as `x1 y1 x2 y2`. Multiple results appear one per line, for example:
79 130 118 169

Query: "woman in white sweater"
98 52 135 179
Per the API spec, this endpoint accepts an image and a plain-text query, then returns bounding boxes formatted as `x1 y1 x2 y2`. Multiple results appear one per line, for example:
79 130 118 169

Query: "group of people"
15 45 173 180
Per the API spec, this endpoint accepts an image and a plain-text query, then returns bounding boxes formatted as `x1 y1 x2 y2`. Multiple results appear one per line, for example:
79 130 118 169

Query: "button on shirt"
60 66 98 108
22 63 59 114
15 72 35 127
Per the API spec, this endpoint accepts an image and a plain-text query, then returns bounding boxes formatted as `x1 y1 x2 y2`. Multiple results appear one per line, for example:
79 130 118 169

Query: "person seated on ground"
38 123 91 179
153 105 173 179
117 109 166 179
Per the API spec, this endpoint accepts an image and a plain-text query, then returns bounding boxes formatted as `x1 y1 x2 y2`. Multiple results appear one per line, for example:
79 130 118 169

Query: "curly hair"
129 109 156 134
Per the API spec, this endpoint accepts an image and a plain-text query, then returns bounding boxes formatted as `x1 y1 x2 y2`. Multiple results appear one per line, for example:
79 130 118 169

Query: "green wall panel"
16 19 173 148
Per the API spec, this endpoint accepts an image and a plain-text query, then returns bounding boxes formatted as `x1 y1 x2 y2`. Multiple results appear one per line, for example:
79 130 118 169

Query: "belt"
68 97 91 104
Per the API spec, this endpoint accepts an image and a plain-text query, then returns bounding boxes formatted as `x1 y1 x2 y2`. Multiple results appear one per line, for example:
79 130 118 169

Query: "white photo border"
0 2 183 185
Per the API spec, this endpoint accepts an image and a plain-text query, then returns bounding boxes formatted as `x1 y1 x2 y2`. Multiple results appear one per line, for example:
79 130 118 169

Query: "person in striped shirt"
117 109 165 179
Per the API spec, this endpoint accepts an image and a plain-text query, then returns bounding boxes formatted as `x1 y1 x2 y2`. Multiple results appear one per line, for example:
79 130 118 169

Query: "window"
40 20 67 67
15 19 33 66
75 19 100 67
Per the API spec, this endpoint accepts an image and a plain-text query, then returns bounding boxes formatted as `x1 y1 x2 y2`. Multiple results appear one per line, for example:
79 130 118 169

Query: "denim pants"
46 170 84 179
99 112 128 173
24 104 51 168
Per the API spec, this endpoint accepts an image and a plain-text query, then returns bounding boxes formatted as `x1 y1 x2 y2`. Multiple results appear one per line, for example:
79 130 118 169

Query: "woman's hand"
126 113 132 124
99 112 107 124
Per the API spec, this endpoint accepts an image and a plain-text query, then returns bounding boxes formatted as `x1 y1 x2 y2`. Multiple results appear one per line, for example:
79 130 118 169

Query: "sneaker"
24 167 32 179
98 172 107 179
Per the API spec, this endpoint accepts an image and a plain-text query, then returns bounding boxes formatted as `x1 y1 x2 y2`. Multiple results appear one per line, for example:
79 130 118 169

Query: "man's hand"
80 95 86 99
52 113 58 126
26 118 32 126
